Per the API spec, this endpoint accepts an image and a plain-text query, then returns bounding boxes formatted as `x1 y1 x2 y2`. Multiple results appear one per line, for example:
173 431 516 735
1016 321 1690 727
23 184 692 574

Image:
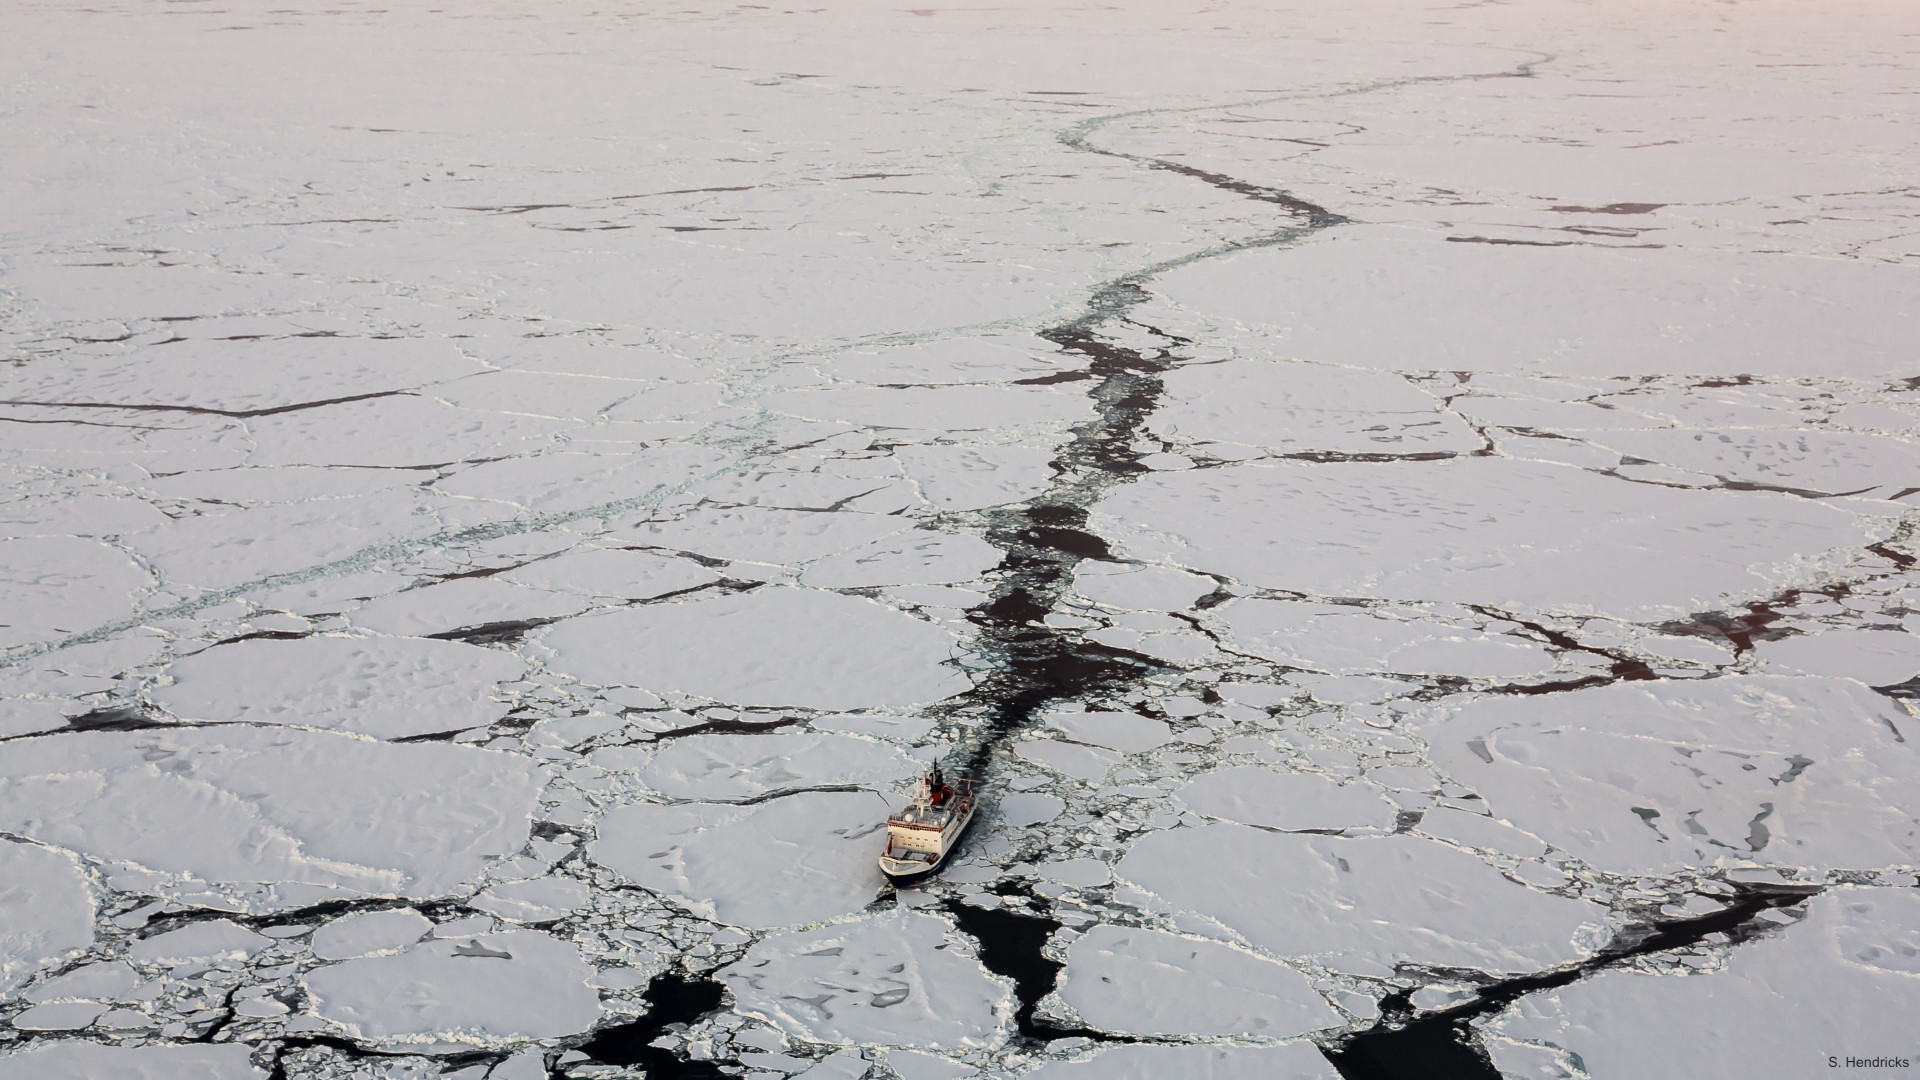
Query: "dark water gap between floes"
1326 883 1820 1080
571 972 729 1078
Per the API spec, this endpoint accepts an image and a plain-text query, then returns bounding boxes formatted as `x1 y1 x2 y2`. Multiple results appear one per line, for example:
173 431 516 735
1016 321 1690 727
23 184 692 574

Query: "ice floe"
1096 459 1872 618
1118 824 1607 976
1487 888 1920 1080
303 930 600 1051
1056 925 1340 1037
0 727 545 910
0 1042 264 1080
539 587 969 709
592 793 886 929
1423 676 1920 873
155 635 524 740
0 841 94 996
720 910 1009 1049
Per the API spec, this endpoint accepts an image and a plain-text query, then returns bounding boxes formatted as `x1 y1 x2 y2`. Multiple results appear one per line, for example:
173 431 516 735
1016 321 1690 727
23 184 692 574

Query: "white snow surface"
720 910 1009 1049
1095 459 1872 619
1175 766 1398 832
1488 889 1920 1080
1024 1044 1341 1080
592 793 887 929
592 732 916 800
0 728 545 910
0 842 94 996
310 910 436 961
303 931 601 1050
155 635 524 740
129 919 268 964
539 587 968 709
0 1043 264 1080
3 0 1918 1072
1422 676 1920 873
1056 925 1341 1038
1118 824 1608 976
1150 360 1480 455
1215 599 1558 680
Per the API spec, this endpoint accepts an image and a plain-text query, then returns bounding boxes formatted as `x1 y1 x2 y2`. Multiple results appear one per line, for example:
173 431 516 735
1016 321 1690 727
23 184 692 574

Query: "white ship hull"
879 776 978 885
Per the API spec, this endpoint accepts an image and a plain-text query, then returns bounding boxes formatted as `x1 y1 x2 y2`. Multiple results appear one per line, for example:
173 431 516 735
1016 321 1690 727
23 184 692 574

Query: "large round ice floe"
154 635 525 740
540 586 970 709
1116 825 1606 977
1056 925 1340 1038
591 793 884 929
0 1043 263 1080
591 732 917 800
1423 675 1920 874
303 930 600 1052
1487 888 1920 1080
0 840 94 996
719 910 1009 1049
1093 458 1870 619
0 727 546 911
